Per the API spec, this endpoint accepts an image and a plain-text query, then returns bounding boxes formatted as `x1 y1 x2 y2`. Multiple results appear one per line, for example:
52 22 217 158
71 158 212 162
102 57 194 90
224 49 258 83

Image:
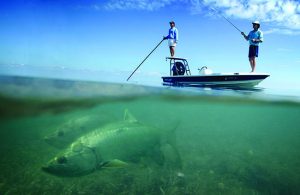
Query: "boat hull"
162 74 270 87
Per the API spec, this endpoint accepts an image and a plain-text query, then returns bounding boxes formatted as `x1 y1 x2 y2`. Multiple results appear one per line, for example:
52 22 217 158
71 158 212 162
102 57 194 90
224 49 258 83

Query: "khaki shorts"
168 39 177 47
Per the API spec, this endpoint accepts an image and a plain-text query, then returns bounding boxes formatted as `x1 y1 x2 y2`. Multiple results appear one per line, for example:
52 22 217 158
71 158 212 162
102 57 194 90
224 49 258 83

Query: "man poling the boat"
163 21 179 57
241 21 264 73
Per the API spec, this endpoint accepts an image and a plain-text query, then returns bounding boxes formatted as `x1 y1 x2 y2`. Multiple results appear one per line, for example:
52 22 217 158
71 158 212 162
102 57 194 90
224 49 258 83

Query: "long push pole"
126 39 165 81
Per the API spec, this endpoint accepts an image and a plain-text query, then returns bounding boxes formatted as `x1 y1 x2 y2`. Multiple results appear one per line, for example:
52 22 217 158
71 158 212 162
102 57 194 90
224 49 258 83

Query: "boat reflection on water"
163 82 264 91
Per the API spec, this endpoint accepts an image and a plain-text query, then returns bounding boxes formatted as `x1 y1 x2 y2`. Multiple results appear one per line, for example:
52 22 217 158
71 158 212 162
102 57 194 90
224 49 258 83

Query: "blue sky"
0 0 300 90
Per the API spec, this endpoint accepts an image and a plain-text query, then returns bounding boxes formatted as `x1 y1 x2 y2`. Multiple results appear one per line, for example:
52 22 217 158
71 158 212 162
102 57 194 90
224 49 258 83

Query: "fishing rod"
209 7 243 33
127 38 164 81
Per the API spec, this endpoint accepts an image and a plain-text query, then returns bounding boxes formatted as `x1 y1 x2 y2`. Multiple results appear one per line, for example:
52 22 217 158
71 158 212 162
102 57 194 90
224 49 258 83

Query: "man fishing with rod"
241 21 263 73
205 7 264 73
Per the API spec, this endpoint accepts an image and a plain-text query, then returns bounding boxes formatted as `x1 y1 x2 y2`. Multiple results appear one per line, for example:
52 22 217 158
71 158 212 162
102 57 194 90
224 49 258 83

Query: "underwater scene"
0 76 300 195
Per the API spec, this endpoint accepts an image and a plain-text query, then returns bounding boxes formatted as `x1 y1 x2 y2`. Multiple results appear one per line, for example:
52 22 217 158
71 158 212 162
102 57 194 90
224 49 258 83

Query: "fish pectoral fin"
99 159 128 169
124 109 137 123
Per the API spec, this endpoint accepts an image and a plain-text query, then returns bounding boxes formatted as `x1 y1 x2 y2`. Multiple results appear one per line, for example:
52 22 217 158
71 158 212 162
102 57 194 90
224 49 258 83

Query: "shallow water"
0 76 300 194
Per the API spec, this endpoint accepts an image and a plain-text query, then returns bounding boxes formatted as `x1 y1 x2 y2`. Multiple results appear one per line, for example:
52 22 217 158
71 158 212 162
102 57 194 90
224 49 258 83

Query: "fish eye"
56 156 67 164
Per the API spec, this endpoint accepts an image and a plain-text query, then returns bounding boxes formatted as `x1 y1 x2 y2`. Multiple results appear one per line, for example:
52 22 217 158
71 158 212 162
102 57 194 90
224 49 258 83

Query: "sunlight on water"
0 76 299 194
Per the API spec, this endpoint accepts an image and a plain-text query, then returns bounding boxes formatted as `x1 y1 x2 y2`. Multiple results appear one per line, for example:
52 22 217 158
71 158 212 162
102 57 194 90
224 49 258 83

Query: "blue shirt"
166 27 178 42
248 29 263 46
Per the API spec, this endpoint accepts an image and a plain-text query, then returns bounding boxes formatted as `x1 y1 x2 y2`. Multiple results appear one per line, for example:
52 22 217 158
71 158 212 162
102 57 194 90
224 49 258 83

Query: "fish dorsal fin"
124 109 137 123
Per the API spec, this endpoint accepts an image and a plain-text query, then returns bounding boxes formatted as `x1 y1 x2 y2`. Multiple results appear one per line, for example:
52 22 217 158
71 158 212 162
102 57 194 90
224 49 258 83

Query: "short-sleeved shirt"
248 29 263 46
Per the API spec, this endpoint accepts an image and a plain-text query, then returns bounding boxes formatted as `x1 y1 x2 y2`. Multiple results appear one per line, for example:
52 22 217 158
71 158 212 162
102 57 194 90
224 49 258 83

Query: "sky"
0 0 300 91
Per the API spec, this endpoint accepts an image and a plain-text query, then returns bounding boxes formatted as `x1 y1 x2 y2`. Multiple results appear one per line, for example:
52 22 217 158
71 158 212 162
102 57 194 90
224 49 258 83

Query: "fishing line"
200 1 243 33
210 7 242 33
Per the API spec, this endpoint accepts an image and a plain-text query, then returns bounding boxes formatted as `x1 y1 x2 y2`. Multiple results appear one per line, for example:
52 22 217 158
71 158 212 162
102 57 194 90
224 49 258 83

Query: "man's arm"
241 32 249 41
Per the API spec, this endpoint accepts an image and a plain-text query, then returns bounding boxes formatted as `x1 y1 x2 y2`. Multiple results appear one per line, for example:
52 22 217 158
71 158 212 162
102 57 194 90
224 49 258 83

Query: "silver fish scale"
74 121 160 161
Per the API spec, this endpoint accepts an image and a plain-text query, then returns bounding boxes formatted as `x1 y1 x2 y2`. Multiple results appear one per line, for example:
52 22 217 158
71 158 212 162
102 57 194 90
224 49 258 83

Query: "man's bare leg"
170 46 175 57
249 57 256 72
252 57 256 72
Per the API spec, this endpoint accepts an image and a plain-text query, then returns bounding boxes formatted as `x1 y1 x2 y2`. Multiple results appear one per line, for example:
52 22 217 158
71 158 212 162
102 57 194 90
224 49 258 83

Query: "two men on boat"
163 20 263 72
241 21 264 72
163 21 178 57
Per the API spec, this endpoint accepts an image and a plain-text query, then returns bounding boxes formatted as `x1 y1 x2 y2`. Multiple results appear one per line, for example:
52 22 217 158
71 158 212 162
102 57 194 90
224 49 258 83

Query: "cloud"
103 0 183 11
195 0 300 34
264 28 300 35
100 0 300 34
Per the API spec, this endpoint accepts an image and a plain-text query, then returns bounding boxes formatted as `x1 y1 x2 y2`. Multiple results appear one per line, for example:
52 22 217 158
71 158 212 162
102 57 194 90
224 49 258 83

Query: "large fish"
44 114 112 148
42 110 181 177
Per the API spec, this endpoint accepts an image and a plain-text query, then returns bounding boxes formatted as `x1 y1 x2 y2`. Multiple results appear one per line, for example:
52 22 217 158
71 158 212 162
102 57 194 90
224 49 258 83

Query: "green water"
0 76 300 194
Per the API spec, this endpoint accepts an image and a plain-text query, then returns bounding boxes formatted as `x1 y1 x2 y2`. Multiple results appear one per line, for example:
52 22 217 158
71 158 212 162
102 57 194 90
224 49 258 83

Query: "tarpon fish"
44 114 112 148
42 110 181 177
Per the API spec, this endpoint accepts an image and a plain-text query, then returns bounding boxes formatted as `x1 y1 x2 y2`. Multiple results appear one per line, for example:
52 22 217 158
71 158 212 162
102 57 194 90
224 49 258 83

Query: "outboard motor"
198 66 213 75
172 62 186 76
